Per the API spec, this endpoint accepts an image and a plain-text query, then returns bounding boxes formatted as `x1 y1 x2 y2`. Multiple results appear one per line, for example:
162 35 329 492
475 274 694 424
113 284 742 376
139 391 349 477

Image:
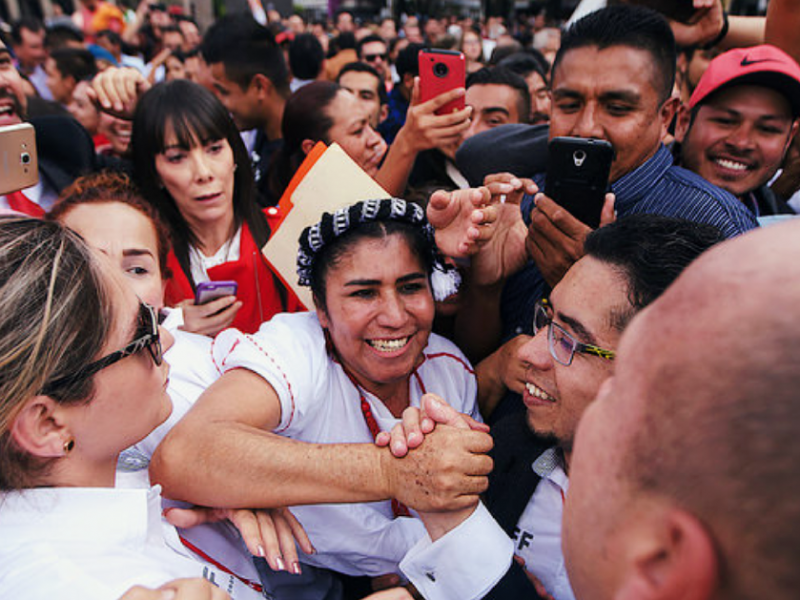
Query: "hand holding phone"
195 280 238 305
418 49 466 116
544 137 614 228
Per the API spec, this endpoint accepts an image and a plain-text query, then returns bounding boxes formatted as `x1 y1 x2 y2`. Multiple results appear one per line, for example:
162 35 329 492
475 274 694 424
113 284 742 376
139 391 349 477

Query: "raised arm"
375 78 471 196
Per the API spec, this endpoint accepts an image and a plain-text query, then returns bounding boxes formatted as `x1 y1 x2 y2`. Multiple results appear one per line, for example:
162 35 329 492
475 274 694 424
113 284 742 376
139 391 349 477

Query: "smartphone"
544 137 614 229
195 280 238 305
0 124 38 196
418 49 466 116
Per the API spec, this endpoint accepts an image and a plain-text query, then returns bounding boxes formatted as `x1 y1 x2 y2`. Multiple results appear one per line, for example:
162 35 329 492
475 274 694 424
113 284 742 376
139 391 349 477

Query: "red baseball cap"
689 44 800 116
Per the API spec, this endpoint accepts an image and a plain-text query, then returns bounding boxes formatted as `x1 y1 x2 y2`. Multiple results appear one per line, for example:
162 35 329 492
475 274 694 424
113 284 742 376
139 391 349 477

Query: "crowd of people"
1 0 800 599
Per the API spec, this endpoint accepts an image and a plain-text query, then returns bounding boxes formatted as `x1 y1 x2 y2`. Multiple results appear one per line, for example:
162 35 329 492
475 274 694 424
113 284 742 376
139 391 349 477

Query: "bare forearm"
475 350 507 421
719 15 765 50
375 129 417 196
151 421 393 508
454 281 503 363
767 0 800 61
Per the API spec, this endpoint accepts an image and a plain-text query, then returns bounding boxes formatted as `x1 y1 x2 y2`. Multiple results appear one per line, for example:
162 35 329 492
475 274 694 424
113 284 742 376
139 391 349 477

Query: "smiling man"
476 215 724 600
675 45 800 217
452 5 759 365
464 67 530 141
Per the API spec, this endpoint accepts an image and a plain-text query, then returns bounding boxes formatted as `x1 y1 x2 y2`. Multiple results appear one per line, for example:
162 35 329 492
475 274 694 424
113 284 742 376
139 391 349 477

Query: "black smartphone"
544 137 614 229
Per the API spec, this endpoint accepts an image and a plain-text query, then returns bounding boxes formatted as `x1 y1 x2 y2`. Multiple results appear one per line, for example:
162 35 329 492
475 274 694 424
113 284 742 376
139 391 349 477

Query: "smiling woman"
132 80 303 335
268 81 387 200
156 197 481 578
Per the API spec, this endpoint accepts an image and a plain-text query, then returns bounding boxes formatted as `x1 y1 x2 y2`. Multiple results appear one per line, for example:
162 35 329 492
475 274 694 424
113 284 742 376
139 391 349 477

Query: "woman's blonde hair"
0 217 112 490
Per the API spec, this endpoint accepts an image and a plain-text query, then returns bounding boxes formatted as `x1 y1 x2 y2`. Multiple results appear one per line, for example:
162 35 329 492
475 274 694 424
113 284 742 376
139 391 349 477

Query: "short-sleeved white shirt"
211 311 480 576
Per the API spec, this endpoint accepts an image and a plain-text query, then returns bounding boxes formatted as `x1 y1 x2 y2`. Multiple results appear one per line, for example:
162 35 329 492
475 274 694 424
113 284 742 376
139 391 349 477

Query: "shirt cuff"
399 502 514 600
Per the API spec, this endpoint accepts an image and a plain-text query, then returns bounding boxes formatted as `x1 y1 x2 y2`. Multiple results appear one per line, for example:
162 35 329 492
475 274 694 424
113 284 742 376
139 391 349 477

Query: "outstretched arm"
150 369 493 512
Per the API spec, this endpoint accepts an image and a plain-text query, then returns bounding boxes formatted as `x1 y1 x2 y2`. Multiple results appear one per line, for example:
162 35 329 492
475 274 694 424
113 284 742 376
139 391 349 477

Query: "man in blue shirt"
452 6 758 371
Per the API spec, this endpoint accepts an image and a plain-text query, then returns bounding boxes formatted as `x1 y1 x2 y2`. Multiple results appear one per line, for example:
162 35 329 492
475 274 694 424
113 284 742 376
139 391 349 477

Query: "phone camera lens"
19 152 31 166
433 62 449 78
573 150 587 167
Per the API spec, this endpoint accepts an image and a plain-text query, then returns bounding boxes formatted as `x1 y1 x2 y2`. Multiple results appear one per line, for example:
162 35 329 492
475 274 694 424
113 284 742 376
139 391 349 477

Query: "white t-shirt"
0 485 263 600
211 311 481 576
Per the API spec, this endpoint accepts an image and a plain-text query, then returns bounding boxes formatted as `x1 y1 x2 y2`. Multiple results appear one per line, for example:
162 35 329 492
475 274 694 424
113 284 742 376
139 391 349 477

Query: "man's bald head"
570 221 800 600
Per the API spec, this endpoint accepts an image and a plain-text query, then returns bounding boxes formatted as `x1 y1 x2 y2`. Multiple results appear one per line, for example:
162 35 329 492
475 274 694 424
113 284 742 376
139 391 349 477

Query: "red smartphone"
195 280 238 305
418 49 466 115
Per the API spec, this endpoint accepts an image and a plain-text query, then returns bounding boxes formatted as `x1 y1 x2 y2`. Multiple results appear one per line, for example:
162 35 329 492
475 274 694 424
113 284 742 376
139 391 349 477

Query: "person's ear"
11 396 73 458
659 95 681 140
379 103 389 125
250 73 274 99
301 138 317 156
673 103 693 145
616 507 719 600
783 119 800 155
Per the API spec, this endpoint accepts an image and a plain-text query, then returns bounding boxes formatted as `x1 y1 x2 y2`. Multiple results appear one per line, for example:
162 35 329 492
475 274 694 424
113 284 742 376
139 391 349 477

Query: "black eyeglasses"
364 53 388 62
42 303 163 396
533 298 615 366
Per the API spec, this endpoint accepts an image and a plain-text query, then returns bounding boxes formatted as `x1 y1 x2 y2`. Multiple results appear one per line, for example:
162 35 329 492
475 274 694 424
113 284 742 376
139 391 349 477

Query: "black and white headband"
297 198 460 301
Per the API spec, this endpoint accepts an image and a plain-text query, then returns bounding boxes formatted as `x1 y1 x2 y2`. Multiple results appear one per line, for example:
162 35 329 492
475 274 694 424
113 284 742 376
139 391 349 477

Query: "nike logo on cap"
741 57 781 67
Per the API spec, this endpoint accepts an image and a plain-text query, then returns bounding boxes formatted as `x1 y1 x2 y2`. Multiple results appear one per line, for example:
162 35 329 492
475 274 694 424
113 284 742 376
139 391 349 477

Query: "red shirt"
164 210 305 333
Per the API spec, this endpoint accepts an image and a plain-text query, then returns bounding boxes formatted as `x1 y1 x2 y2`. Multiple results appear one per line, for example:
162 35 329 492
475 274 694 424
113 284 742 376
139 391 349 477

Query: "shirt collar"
610 144 673 211
532 446 564 478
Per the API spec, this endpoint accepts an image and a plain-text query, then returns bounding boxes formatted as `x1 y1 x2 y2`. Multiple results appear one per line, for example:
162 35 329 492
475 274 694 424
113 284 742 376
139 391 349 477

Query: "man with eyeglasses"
463 215 724 599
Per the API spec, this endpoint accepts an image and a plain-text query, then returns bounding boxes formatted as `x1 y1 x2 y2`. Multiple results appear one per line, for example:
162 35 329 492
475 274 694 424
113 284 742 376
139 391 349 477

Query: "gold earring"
63 439 75 454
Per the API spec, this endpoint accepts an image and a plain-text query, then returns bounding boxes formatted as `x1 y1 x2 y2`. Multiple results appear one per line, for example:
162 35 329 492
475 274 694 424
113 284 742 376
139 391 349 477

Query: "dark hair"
395 42 425 79
289 32 325 80
96 28 122 47
10 17 44 45
0 217 111 490
338 61 387 104
201 14 290 97
44 24 84 50
498 49 549 84
159 24 184 38
333 31 356 52
131 80 269 290
553 5 676 102
310 219 435 313
50 47 98 82
466 66 532 124
268 80 340 199
48 171 172 280
356 34 386 59
488 41 523 66
584 214 724 330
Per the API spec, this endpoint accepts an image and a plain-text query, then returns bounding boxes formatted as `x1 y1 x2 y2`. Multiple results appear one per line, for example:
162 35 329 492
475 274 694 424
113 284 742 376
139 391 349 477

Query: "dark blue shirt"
378 86 409 146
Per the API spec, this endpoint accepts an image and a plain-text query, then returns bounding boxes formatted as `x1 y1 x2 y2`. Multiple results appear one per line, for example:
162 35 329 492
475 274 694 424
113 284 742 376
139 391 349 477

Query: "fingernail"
257 545 265 557
292 561 302 575
428 396 442 408
160 591 176 600
275 556 286 571
408 431 419 443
